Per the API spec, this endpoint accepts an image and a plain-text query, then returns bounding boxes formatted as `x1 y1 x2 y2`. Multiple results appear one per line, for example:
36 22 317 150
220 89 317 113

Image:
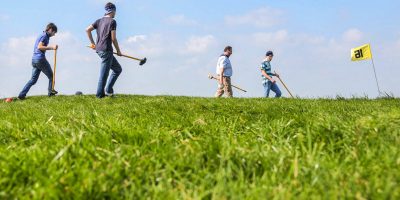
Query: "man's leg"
38 59 56 96
224 77 233 98
265 81 273 98
18 63 41 99
105 55 122 95
96 52 112 98
215 75 224 98
271 82 282 98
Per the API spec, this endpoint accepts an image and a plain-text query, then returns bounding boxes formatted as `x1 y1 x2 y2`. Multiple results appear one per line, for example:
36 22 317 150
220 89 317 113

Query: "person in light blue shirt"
215 46 234 97
18 23 58 100
261 51 282 98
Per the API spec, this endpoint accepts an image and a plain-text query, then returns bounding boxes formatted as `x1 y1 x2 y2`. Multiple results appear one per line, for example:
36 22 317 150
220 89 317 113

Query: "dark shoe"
17 96 26 100
48 90 58 97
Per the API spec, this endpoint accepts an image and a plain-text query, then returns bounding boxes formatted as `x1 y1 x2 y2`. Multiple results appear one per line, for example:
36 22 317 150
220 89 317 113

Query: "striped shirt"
261 61 274 83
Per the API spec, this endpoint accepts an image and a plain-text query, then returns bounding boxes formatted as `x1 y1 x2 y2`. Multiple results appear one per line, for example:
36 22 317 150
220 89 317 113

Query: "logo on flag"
351 44 372 61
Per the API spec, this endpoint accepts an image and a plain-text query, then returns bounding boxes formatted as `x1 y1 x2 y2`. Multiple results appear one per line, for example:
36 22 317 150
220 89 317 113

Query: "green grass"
0 95 399 199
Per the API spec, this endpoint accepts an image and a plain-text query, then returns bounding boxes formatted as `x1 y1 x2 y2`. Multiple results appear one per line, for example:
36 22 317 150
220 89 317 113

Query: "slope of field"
0 95 399 199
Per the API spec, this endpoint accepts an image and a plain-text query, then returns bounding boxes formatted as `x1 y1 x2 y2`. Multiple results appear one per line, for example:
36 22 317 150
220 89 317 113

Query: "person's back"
93 17 116 52
86 2 123 98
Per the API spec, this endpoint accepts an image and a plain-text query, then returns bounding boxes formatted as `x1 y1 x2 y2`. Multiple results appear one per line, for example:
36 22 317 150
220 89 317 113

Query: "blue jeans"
19 59 53 98
96 51 122 98
263 81 282 98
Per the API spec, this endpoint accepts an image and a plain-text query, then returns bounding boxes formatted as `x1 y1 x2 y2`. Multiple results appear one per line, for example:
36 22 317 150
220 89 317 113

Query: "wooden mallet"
274 71 294 98
208 74 247 93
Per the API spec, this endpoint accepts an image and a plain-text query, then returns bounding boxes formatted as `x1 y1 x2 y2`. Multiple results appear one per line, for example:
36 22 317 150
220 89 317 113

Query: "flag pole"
369 44 381 95
370 57 381 96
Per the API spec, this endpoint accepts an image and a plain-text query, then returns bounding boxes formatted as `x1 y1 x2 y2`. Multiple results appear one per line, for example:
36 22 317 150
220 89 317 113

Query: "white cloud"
0 36 36 67
126 35 148 43
252 30 289 45
225 7 284 28
342 28 363 42
165 14 197 26
185 35 216 53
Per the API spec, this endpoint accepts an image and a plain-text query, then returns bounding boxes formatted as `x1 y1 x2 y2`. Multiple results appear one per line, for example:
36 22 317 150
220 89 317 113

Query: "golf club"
87 46 147 66
274 71 294 98
208 74 247 93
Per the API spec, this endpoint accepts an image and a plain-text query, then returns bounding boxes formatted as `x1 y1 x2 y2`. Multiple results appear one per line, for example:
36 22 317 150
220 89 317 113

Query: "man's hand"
116 51 122 56
53 45 58 50
275 73 280 78
90 43 96 49
270 79 276 83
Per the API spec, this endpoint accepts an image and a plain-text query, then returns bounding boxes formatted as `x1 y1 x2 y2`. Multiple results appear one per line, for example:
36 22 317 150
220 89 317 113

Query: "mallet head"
139 58 147 66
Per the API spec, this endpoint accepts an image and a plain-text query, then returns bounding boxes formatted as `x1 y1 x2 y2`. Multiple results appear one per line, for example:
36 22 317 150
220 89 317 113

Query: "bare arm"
37 42 57 51
261 70 275 82
86 25 96 48
111 30 122 55
219 68 224 85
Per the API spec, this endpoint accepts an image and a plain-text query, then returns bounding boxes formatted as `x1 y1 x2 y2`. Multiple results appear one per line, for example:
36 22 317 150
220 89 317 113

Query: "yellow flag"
351 44 372 61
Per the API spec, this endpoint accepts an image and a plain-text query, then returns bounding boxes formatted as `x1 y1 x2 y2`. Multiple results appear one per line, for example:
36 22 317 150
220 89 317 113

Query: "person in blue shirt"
18 23 59 100
215 46 234 97
261 51 282 98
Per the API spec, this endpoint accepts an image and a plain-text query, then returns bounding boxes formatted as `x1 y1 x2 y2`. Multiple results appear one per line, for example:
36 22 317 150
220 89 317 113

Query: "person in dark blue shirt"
261 51 282 98
18 23 59 100
86 2 123 98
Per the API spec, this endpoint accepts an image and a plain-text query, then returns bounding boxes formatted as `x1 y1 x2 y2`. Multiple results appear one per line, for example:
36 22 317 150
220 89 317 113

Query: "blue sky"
1 0 400 98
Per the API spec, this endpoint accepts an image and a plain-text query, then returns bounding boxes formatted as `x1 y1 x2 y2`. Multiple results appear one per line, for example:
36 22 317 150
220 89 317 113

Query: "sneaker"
48 90 58 97
106 93 115 97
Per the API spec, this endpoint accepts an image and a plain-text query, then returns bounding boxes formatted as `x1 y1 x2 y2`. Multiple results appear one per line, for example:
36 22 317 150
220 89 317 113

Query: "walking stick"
208 74 247 93
274 71 294 98
52 49 57 91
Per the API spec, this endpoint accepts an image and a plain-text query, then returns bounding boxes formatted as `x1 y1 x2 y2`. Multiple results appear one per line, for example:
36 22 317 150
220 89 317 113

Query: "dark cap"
266 51 274 56
105 2 116 14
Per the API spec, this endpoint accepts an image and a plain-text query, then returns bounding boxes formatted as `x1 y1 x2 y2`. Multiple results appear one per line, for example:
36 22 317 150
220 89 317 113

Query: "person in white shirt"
215 46 234 98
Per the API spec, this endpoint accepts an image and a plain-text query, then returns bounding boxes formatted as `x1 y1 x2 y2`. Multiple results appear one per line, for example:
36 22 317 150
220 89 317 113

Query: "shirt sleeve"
111 20 117 31
260 63 266 71
92 19 99 29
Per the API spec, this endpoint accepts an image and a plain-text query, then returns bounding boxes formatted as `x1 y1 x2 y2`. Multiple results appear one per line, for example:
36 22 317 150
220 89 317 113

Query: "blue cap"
266 51 274 56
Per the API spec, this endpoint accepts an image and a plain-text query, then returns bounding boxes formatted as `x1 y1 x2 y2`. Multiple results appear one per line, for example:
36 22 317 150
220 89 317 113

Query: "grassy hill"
0 95 399 199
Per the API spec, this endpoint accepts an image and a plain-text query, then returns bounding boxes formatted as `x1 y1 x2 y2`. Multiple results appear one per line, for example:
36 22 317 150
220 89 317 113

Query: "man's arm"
37 42 57 51
261 70 276 83
86 25 96 48
111 30 122 56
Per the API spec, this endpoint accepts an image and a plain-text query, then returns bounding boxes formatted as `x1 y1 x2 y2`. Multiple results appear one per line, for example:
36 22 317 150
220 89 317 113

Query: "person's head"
45 23 58 37
266 51 274 61
105 2 116 18
224 46 233 57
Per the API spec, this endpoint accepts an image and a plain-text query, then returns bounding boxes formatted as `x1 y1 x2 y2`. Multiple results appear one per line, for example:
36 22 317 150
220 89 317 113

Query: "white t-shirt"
216 55 233 77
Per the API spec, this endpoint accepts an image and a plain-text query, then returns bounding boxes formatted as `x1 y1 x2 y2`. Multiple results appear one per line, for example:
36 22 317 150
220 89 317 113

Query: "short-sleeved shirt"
261 61 274 83
32 32 50 61
216 55 233 77
92 17 117 52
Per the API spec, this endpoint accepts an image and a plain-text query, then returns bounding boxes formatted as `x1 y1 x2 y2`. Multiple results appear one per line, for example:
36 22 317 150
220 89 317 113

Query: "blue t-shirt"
261 61 274 83
32 32 50 61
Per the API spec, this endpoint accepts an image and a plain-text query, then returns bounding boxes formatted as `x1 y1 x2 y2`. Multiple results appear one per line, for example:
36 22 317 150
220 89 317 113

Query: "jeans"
19 59 53 98
96 51 122 98
263 81 282 98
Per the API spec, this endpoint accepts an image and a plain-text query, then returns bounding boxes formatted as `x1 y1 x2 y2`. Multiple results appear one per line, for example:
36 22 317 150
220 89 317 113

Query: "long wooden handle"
52 49 57 90
113 52 141 61
209 74 247 92
275 71 294 98
86 46 142 61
